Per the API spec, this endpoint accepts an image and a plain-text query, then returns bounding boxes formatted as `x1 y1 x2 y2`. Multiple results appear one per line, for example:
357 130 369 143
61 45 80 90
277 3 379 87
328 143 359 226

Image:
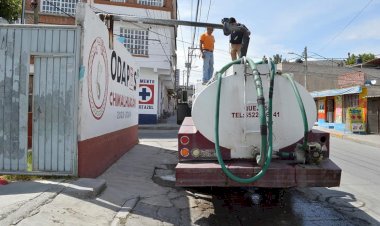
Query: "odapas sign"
80 7 139 141
87 37 138 120
76 3 140 178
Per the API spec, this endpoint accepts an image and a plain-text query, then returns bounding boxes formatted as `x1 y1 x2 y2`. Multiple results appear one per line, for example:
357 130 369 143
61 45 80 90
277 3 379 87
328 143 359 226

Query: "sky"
176 0 380 85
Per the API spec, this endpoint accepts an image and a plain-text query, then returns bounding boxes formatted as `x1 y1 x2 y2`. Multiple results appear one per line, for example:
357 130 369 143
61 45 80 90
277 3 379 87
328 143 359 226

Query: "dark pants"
239 35 250 58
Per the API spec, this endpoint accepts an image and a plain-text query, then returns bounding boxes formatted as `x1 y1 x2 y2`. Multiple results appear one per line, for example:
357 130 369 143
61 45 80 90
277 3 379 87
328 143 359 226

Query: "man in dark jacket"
222 17 251 60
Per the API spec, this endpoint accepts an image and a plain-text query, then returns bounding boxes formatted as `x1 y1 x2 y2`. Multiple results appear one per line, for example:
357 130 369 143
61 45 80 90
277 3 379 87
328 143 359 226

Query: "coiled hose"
284 73 309 149
214 58 275 183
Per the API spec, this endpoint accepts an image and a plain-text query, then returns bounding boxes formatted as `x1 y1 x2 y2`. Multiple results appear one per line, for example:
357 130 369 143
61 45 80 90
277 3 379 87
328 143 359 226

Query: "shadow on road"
2 126 378 225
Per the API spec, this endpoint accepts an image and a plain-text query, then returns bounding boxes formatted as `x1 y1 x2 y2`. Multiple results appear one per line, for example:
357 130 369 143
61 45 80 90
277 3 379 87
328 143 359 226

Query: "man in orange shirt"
199 27 215 84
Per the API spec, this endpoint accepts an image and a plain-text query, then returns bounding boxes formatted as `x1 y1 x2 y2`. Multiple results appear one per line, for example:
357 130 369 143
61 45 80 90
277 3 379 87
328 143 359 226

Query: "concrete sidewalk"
314 126 380 148
0 143 187 226
0 120 204 226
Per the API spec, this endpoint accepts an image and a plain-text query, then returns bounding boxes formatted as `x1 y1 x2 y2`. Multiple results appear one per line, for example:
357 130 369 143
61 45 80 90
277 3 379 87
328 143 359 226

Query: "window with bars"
120 28 149 56
41 0 79 15
137 0 164 7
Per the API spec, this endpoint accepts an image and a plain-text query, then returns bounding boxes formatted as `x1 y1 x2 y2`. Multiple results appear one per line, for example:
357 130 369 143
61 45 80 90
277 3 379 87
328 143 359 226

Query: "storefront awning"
310 86 362 98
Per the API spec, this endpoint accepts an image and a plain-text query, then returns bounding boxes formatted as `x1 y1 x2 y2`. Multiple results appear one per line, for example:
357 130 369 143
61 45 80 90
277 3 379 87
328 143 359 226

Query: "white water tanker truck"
175 58 341 203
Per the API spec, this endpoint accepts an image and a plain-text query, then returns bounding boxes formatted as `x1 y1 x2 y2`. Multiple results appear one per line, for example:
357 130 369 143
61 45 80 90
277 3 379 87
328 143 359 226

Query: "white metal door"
0 25 79 175
32 55 77 174
0 27 28 172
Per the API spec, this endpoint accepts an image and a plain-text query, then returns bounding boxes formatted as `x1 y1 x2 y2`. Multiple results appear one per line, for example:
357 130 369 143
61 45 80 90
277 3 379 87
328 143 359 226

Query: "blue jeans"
202 51 214 83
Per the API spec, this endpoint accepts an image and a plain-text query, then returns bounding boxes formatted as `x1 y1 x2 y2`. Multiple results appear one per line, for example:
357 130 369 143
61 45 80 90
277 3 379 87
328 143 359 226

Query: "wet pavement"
0 114 379 225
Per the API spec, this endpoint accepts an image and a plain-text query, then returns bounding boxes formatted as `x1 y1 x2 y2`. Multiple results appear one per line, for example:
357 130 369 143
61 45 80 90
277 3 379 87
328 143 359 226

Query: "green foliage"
272 54 282 64
346 53 375 65
0 0 22 22
262 55 268 63
0 151 75 181
27 150 32 171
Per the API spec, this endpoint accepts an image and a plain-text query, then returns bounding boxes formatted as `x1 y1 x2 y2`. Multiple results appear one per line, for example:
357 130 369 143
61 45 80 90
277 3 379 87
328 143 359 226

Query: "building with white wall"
92 0 177 124
24 0 177 124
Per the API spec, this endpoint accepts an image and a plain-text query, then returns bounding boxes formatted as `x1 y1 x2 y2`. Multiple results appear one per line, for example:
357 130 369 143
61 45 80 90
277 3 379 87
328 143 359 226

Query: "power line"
149 9 174 64
191 0 201 50
310 51 380 78
287 50 380 80
199 0 203 21
320 0 373 51
177 8 187 66
205 0 212 22
158 39 172 65
90 6 231 55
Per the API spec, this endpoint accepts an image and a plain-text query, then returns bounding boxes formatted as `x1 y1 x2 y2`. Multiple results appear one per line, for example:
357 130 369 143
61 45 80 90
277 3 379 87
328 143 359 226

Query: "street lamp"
288 46 308 90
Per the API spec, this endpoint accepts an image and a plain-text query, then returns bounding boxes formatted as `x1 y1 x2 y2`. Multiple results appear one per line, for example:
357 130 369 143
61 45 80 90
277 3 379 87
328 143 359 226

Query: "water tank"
191 64 316 158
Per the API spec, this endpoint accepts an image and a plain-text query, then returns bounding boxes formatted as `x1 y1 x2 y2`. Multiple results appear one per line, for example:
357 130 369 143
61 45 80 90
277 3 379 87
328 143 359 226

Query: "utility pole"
21 0 26 24
31 0 39 24
304 46 308 90
182 70 186 88
185 47 199 89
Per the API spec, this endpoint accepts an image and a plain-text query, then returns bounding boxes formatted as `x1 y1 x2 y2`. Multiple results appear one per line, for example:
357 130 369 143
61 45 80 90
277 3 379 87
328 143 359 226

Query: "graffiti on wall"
346 107 365 132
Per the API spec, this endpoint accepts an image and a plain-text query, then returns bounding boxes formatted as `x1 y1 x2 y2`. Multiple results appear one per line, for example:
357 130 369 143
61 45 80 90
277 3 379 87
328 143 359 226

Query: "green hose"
214 58 275 184
284 74 309 149
246 58 269 166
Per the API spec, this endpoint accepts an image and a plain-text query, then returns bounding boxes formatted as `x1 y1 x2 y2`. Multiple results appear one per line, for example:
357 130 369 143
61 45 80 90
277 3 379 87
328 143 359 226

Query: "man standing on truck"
222 17 251 60
199 27 215 84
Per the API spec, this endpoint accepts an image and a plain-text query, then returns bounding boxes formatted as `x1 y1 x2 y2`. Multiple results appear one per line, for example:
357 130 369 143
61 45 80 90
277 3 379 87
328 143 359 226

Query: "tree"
262 55 268 64
346 52 375 65
272 54 282 64
0 0 22 23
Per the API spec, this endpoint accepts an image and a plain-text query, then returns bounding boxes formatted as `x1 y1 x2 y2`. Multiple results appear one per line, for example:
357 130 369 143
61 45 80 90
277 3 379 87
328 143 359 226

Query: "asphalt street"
0 126 379 225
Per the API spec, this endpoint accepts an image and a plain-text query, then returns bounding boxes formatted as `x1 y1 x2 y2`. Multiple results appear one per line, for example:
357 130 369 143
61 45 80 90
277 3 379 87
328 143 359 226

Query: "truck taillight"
180 148 190 157
192 148 200 157
180 136 190 145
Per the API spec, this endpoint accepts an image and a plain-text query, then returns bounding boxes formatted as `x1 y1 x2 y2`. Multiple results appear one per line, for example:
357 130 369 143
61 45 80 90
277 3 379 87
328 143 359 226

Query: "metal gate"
0 25 80 175
368 98 380 134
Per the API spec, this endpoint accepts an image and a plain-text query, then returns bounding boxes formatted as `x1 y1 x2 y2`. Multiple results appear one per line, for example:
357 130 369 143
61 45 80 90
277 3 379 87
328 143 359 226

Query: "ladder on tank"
239 63 261 158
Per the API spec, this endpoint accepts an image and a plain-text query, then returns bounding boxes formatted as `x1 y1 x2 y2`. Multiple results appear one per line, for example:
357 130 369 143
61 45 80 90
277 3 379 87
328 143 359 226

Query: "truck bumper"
175 159 341 188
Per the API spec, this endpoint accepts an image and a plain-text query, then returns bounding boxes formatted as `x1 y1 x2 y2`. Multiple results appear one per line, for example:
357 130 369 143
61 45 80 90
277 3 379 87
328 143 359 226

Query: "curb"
328 133 344 139
343 136 380 148
63 178 107 199
317 128 380 148
111 198 139 226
